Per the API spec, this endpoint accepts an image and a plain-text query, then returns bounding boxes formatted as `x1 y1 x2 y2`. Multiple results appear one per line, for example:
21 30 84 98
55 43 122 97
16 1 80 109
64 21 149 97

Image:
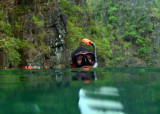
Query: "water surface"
0 68 160 114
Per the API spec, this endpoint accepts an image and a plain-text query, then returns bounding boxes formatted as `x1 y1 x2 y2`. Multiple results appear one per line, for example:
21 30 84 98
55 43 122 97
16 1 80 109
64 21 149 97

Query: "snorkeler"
70 38 98 70
71 38 98 81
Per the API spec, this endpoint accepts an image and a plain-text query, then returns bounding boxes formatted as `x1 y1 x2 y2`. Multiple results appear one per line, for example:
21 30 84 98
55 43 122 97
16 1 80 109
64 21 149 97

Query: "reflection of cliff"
78 86 125 114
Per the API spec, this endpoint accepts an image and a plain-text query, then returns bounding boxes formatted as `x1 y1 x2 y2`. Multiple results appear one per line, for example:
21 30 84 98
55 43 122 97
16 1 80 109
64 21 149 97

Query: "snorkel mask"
74 52 95 68
71 38 98 68
82 38 98 68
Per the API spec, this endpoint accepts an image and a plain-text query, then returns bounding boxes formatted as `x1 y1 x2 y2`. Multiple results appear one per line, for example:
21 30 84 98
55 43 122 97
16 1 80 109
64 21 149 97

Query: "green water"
0 68 160 114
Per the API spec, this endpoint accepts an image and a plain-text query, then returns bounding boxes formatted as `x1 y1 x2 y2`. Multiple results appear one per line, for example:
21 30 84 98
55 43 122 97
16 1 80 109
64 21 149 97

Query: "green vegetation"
87 0 157 65
1 0 160 67
59 0 112 65
33 16 44 27
59 0 84 49
32 15 49 55
61 0 160 66
0 9 28 65
0 1 49 67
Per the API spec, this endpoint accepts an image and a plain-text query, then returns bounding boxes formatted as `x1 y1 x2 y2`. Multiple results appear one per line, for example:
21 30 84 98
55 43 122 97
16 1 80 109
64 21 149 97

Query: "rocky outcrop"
23 1 68 69
20 0 90 69
0 0 92 69
0 0 69 69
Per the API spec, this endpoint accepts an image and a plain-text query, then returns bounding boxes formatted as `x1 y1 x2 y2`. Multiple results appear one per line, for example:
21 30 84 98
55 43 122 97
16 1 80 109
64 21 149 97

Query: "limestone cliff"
0 0 69 69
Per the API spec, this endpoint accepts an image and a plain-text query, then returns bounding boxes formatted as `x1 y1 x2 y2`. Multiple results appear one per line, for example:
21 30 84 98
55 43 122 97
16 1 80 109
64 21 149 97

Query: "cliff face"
2 0 159 68
22 0 68 69
0 0 69 68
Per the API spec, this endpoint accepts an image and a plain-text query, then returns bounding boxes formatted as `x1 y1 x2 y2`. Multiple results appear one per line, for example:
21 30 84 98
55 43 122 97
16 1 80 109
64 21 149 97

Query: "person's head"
71 46 95 70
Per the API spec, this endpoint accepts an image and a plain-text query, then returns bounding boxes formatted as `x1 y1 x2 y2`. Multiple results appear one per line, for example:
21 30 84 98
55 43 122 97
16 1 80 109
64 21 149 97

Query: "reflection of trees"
1 68 160 113
0 69 72 90
0 69 77 114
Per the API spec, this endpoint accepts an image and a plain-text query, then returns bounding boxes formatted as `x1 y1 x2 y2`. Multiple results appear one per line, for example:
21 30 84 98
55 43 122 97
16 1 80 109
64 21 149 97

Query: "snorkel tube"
82 38 98 68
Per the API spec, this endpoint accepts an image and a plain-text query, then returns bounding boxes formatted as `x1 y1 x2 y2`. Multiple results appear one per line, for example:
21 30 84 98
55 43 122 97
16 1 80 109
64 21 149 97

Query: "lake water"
0 68 160 114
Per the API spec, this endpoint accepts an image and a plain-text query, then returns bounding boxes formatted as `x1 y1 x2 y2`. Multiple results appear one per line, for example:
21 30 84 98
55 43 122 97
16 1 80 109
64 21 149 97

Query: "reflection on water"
0 68 160 114
78 87 125 114
75 71 125 114
72 71 97 81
